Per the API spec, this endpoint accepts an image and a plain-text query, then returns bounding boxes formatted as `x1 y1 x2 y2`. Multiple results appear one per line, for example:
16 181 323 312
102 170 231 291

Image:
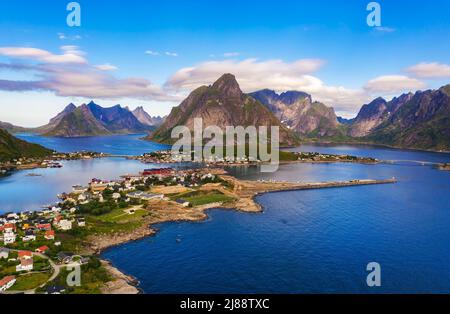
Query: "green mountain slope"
0 129 53 162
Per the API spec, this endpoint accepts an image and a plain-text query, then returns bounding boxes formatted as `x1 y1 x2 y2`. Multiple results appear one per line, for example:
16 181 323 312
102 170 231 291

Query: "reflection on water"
0 158 147 212
15 133 169 155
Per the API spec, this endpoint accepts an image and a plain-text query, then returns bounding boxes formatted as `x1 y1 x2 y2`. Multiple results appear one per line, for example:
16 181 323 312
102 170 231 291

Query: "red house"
36 223 52 231
18 251 32 259
141 168 173 177
45 230 55 240
0 223 16 232
35 246 50 254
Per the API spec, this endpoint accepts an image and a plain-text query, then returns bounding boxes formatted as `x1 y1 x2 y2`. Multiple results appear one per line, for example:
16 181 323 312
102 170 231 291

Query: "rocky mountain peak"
211 73 242 98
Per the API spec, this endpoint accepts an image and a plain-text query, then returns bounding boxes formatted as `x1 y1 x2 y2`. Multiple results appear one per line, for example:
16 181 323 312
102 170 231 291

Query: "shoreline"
91 175 397 293
303 140 450 155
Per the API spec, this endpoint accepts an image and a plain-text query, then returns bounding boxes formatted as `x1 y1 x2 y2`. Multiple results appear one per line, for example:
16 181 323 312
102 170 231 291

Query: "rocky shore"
83 173 397 293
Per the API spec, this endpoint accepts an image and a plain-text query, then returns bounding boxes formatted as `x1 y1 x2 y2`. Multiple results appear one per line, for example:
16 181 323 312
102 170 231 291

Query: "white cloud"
374 26 396 33
165 58 368 113
406 62 450 79
223 52 240 57
165 52 178 57
0 46 176 102
145 50 160 56
146 50 178 57
58 33 82 41
0 46 87 64
365 75 426 93
95 63 119 71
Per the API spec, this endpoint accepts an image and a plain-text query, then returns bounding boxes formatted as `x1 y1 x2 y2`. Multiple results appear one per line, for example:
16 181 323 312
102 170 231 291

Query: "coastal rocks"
88 226 156 254
101 260 139 294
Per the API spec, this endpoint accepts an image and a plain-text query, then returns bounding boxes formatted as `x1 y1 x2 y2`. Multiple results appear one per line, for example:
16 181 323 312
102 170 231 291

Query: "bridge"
382 160 440 166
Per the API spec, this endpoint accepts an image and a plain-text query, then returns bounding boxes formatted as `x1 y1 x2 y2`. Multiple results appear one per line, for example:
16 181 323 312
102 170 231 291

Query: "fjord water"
102 144 450 293
0 134 169 212
15 133 169 155
2 135 450 293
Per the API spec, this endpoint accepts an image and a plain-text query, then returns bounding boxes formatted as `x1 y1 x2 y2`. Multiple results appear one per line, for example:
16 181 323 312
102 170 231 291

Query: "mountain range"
1 74 449 152
248 85 450 151
1 102 163 138
249 89 342 138
149 74 299 146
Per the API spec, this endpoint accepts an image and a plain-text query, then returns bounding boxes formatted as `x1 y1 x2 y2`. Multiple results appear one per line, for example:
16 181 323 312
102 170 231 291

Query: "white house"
22 235 36 242
3 232 16 245
57 219 72 231
16 258 33 272
0 247 9 259
0 276 16 292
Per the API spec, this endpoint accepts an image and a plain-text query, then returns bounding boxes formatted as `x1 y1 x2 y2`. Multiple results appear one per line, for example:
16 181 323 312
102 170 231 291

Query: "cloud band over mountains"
0 45 447 115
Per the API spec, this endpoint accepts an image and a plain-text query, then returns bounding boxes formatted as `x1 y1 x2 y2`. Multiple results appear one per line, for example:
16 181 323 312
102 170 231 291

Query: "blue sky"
1 0 450 126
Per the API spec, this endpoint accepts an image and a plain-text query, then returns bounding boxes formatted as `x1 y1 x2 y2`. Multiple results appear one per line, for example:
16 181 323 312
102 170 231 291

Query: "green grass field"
180 190 235 206
94 207 148 223
12 272 51 291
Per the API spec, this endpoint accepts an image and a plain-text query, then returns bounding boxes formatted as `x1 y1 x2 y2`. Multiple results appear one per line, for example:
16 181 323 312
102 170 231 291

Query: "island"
0 152 109 176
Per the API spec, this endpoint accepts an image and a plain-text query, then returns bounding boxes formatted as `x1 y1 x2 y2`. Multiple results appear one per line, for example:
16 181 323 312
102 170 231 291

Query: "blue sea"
2 135 450 293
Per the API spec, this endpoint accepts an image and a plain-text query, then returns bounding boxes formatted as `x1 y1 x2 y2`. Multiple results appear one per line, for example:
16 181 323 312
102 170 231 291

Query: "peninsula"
0 166 396 294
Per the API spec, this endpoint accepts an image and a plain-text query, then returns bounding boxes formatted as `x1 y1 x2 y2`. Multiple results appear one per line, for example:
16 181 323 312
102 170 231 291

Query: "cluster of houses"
295 152 378 163
1 151 108 175
59 168 220 207
0 166 224 293
133 150 259 166
0 205 83 247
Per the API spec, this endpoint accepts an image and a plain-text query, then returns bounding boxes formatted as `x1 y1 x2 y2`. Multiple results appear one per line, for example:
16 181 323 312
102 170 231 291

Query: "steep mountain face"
149 74 299 146
86 102 150 134
33 103 77 134
0 128 53 162
250 89 341 137
43 104 111 137
364 87 450 151
132 106 165 127
349 97 388 137
41 102 151 137
349 94 413 137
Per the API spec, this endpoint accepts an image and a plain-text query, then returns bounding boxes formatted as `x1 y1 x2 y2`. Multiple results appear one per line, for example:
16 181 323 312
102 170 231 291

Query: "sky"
0 0 450 126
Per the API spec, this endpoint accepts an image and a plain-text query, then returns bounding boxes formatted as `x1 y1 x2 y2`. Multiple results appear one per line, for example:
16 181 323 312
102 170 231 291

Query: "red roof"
37 223 52 230
2 223 16 230
142 168 173 176
0 276 15 286
18 251 32 258
45 230 55 236
36 246 49 252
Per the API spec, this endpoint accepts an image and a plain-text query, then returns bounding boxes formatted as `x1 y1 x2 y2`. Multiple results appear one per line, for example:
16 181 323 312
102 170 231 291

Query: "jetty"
216 173 397 212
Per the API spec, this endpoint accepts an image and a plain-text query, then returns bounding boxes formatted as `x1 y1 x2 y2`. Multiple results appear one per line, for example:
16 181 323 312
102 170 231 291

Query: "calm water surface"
2 136 450 293
102 144 450 293
1 134 168 212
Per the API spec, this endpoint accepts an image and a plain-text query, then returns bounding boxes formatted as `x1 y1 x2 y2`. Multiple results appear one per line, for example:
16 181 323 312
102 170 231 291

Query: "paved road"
1 250 80 294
